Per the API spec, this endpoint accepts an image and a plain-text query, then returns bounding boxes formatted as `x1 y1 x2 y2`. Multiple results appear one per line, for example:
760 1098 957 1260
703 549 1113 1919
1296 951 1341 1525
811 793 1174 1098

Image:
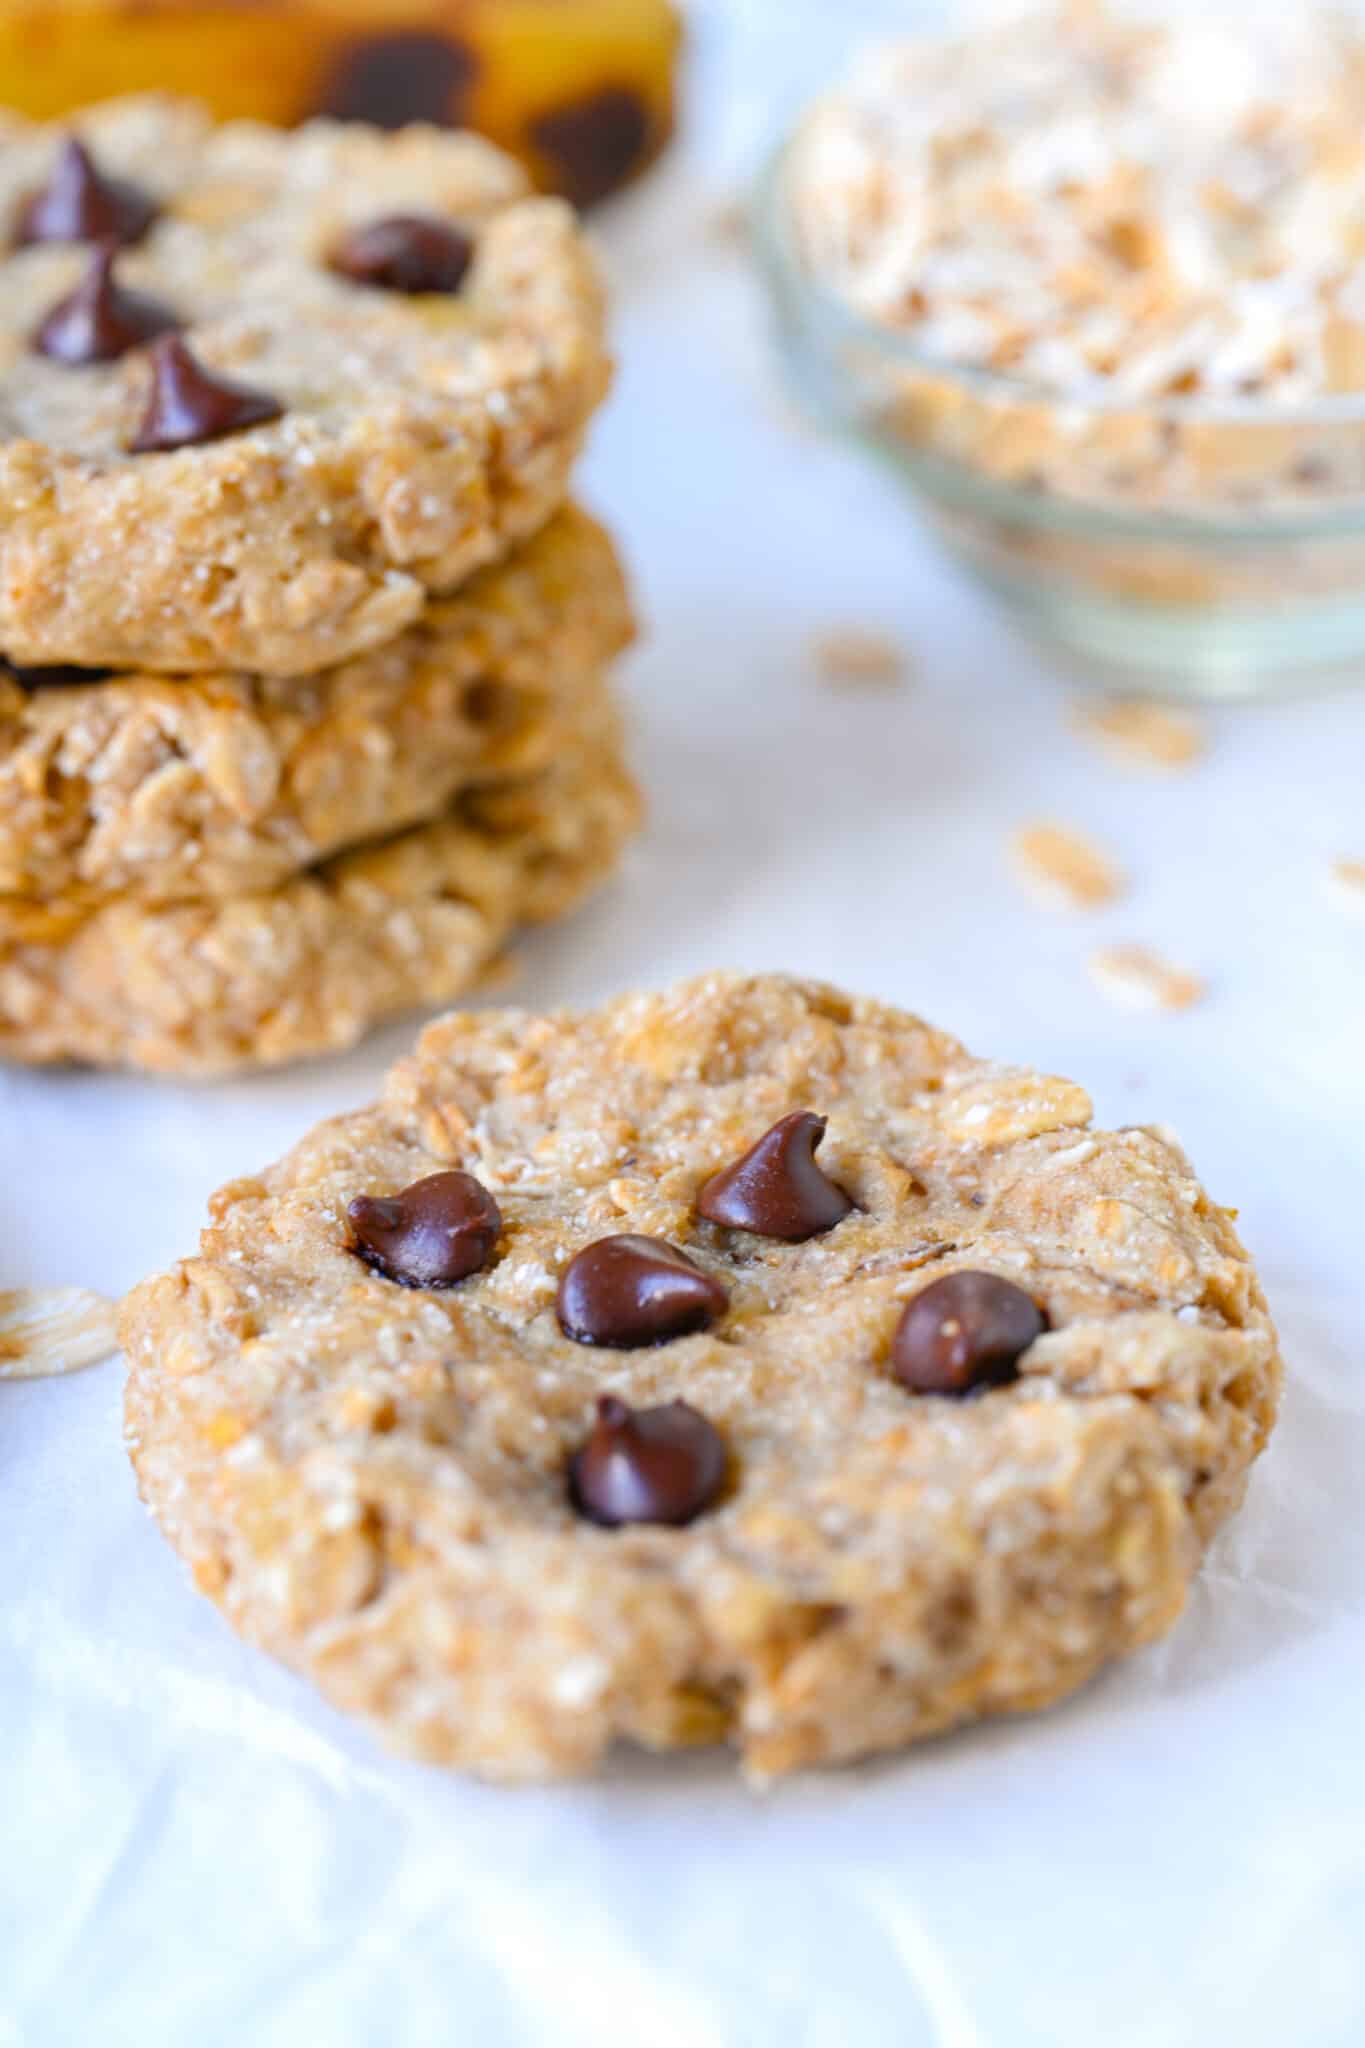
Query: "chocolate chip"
462 678 512 727
891 1271 1046 1397
329 215 474 295
318 31 477 129
348 1169 501 1288
15 136 158 249
557 1235 727 1349
128 337 283 454
31 242 179 365
1 658 114 688
531 86 652 210
696 1111 853 1242
569 1396 727 1528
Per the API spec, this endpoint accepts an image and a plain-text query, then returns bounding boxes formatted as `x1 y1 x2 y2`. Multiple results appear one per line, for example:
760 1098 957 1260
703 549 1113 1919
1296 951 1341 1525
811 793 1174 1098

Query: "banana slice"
0 0 680 206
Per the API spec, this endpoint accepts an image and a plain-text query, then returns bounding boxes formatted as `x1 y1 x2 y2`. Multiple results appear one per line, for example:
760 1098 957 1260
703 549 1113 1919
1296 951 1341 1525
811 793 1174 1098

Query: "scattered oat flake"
812 628 909 688
0 1287 119 1380
705 193 749 247
1088 945 1207 1012
1327 857 1365 913
1012 821 1125 910
1074 699 1206 771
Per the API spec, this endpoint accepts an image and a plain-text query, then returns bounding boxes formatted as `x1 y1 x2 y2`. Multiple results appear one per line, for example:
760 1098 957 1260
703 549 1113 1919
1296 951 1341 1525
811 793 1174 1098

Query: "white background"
4 8 1365 2042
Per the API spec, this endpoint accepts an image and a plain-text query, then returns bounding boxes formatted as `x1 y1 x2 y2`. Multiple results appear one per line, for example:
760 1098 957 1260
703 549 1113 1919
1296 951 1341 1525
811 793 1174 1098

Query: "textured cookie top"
0 98 609 675
0 505 632 902
123 974 1281 1779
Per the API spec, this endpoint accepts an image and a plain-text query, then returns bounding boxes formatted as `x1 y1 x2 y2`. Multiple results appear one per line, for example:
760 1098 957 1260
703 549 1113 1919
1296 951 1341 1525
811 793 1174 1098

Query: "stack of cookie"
0 97 639 1074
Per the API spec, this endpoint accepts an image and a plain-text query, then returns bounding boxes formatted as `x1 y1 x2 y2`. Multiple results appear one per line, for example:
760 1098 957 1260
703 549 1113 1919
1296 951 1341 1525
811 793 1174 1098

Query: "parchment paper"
4 8 1364 2041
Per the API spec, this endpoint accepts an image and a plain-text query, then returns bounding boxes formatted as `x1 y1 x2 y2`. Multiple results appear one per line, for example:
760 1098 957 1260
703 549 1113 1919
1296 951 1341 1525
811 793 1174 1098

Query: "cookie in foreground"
0 97 608 676
122 973 1282 1779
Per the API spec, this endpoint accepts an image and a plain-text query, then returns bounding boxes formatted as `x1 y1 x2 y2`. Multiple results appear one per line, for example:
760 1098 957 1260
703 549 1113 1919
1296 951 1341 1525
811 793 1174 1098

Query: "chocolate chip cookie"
122 974 1281 1777
0 506 631 902
0 675 637 1072
0 97 609 676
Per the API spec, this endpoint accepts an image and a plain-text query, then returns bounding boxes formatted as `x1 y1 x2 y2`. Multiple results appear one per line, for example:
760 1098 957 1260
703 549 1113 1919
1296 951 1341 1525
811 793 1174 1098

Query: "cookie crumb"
0 1287 119 1379
1327 856 1365 913
1012 821 1125 909
1074 699 1206 771
1088 945 1206 1012
812 628 909 687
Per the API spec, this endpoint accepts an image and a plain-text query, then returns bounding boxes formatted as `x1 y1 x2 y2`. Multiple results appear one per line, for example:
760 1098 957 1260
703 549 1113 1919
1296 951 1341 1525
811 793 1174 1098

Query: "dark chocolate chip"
318 31 477 129
1 658 114 688
31 242 180 365
557 1235 728 1349
696 1111 853 1243
568 1396 727 1528
329 214 474 295
891 1271 1046 1397
15 136 158 249
462 678 511 727
531 85 652 210
128 336 283 454
348 1169 501 1288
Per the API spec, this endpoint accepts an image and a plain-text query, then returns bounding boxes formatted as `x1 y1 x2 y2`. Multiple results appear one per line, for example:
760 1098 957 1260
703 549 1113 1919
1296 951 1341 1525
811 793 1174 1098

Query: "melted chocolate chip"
128 337 283 454
891 1271 1046 1397
569 1396 727 1528
696 1111 853 1243
557 1235 727 1349
329 215 474 295
31 243 179 365
1 658 114 688
531 86 652 210
318 31 477 129
349 1169 501 1288
15 136 158 249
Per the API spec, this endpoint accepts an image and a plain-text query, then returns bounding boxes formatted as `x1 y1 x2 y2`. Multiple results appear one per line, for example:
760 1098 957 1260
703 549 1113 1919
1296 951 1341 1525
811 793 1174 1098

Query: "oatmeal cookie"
121 973 1281 1778
0 97 609 676
0 506 631 902
0 676 637 1072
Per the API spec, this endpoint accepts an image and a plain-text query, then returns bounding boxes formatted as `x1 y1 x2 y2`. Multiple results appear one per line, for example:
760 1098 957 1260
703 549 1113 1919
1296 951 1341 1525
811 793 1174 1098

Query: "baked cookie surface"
0 675 637 1072
0 98 609 676
122 973 1281 1777
0 506 631 902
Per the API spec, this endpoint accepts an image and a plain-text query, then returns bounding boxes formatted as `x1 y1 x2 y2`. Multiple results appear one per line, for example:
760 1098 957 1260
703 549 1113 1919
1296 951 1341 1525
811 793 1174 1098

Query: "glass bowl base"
960 555 1365 702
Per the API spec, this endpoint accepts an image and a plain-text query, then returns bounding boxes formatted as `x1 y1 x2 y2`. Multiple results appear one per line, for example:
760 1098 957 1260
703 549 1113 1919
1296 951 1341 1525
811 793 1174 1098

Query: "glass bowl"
754 141 1365 701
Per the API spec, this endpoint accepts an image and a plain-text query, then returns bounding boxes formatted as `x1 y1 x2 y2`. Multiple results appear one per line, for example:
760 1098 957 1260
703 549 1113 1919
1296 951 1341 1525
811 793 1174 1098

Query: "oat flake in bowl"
763 3 1365 697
